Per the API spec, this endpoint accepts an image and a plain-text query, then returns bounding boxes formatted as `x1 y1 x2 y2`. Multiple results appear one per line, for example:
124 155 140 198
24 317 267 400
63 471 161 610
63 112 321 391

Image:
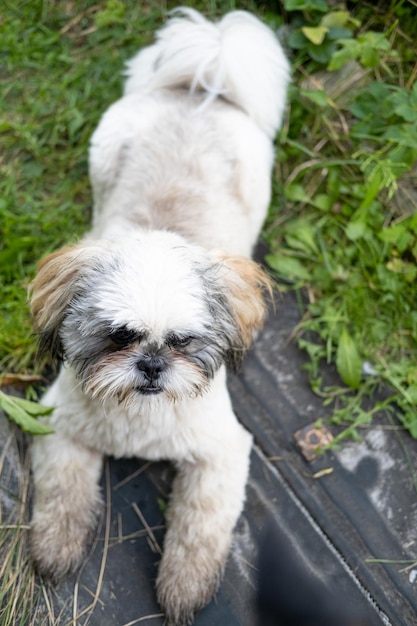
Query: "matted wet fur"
29 8 290 625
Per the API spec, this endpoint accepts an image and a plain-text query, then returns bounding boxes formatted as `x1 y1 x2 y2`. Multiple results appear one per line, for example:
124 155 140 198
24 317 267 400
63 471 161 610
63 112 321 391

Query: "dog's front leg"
30 431 103 581
156 423 252 625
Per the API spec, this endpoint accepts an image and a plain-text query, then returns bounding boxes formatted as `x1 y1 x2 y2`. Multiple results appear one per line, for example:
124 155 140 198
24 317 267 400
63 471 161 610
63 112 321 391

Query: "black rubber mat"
228 290 417 626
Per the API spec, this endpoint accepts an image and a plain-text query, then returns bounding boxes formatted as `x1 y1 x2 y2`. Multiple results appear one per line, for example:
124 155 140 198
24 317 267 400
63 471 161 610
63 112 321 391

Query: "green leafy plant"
0 391 53 435
266 0 417 440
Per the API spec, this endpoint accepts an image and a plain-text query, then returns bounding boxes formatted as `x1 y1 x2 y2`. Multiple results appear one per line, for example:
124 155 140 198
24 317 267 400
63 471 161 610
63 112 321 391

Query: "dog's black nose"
136 356 166 381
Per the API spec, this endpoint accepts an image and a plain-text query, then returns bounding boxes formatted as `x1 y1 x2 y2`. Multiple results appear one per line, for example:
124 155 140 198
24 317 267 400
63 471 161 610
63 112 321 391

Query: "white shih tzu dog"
29 8 289 625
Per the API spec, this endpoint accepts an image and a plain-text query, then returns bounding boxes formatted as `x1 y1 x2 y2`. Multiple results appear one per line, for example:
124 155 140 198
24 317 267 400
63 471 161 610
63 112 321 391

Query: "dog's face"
30 231 271 407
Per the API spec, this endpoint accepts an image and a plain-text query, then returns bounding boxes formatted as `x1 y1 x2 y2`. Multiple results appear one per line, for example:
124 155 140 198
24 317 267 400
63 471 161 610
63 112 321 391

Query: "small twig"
286 158 321 186
76 460 112 624
132 502 163 556
41 583 55 624
121 614 165 626
59 5 98 35
80 584 105 607
72 581 79 626
0 524 31 530
117 512 123 542
113 462 151 490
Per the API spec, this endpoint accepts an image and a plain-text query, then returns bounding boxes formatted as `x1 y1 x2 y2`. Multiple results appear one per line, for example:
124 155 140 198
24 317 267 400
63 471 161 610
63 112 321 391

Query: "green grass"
265 0 417 440
1 0 155 370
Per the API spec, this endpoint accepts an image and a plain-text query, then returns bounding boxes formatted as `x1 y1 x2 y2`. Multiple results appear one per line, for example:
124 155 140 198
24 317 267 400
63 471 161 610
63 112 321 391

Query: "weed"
0 391 53 435
265 0 417 439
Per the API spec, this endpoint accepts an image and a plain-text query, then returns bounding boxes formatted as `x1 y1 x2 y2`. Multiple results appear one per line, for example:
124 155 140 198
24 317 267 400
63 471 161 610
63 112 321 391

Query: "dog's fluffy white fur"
29 8 289 625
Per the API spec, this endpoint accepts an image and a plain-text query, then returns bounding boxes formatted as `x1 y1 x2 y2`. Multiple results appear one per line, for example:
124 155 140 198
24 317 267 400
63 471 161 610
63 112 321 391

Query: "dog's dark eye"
109 327 138 348
167 335 193 349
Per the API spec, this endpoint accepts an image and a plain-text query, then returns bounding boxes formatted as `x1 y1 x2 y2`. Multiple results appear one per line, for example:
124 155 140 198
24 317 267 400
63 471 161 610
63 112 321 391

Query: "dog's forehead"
86 233 211 335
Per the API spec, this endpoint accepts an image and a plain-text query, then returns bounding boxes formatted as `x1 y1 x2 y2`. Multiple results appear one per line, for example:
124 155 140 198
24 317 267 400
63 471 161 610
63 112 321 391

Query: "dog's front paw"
31 518 83 581
156 542 225 625
30 431 104 581
30 493 101 582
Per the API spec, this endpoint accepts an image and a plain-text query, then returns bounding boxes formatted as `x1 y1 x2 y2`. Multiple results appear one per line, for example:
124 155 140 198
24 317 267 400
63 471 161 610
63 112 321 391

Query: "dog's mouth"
136 386 163 395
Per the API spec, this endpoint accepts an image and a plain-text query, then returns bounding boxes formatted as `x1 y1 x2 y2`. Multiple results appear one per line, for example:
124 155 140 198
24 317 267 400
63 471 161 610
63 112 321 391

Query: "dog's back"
89 10 289 255
123 8 290 139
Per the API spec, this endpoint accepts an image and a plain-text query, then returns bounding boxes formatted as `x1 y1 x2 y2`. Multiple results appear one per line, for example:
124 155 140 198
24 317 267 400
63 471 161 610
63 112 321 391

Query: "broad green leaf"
394 102 417 123
383 123 417 149
358 31 390 51
286 219 319 254
266 254 310 282
326 27 354 41
336 327 362 388
328 47 356 70
349 83 389 119
302 26 328 45
328 39 360 70
0 391 54 435
321 11 350 28
300 89 329 107
11 396 54 417
308 40 336 63
360 44 379 69
287 30 309 50
311 193 332 211
284 184 310 203
345 220 367 241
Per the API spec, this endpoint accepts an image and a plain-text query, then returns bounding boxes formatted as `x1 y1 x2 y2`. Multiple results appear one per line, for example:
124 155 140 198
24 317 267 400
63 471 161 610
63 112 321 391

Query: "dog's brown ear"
212 253 274 368
29 244 98 359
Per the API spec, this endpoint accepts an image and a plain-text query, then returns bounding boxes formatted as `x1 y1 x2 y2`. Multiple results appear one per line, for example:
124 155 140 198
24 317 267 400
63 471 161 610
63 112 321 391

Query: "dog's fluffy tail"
123 8 290 138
